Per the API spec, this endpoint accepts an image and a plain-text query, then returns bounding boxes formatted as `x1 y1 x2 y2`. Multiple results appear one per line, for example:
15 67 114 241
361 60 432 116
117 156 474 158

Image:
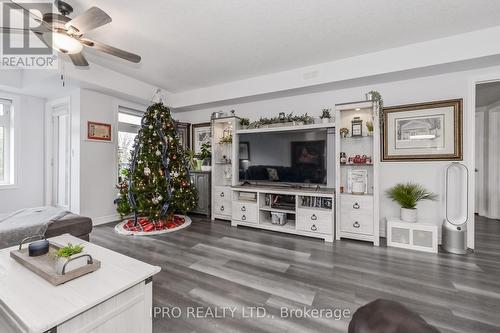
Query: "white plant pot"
321 118 330 124
54 254 88 275
401 208 417 223
201 165 212 172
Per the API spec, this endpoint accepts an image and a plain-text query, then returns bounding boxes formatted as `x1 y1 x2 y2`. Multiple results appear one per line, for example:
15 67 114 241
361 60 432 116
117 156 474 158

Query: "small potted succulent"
198 142 212 171
239 118 250 129
386 183 437 223
340 127 349 138
53 243 87 274
320 108 332 124
366 121 374 136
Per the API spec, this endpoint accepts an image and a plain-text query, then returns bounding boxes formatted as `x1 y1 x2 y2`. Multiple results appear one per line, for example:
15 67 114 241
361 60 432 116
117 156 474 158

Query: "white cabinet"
296 209 333 235
232 201 258 223
211 116 239 221
387 218 438 253
231 187 335 242
335 101 380 245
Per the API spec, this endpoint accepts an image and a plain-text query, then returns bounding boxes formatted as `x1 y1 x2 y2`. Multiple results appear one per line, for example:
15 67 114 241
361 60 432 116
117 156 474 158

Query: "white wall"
77 89 146 225
174 64 495 247
0 92 45 213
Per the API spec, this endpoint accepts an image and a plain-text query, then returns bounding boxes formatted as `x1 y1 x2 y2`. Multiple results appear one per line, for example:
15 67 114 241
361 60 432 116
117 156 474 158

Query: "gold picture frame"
382 99 462 161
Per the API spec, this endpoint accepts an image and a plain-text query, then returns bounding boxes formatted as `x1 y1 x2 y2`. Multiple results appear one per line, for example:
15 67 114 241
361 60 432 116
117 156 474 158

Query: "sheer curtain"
476 105 500 220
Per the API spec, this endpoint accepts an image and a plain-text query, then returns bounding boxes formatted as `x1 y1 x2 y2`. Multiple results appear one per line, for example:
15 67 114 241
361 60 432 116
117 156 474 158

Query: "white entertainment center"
211 100 380 245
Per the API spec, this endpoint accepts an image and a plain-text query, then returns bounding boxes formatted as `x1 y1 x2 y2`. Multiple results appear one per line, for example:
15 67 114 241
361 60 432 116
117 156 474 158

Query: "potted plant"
53 243 87 274
320 108 332 124
340 127 349 138
386 183 437 222
366 121 374 136
198 142 212 171
185 148 198 170
239 118 250 129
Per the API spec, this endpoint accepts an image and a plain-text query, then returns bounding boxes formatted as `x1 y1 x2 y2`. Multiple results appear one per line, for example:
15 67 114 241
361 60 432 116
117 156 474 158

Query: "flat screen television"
238 129 329 185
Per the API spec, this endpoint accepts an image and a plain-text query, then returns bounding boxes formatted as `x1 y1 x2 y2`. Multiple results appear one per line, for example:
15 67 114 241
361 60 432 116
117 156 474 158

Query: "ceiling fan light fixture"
45 32 83 54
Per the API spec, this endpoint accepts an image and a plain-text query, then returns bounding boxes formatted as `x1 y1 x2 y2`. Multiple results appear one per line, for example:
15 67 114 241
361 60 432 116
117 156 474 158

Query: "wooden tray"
10 237 100 286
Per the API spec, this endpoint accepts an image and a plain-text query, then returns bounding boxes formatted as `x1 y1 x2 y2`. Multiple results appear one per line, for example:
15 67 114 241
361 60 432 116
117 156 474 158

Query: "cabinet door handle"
353 202 360 209
311 214 317 221
353 221 360 228
241 206 246 211
220 205 224 211
242 215 246 221
220 192 224 198
311 224 317 231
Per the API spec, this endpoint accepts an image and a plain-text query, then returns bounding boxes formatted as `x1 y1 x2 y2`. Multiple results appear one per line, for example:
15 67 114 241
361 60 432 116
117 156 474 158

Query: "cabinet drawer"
232 202 258 223
215 186 231 200
297 209 332 235
340 211 373 235
341 195 373 213
214 201 231 216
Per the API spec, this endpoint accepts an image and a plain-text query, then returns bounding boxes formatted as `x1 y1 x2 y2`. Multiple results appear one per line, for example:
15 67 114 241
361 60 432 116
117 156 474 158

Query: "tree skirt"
114 215 191 236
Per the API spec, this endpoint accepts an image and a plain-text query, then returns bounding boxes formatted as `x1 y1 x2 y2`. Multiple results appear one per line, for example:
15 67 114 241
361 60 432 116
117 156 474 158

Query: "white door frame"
467 71 500 249
45 97 71 208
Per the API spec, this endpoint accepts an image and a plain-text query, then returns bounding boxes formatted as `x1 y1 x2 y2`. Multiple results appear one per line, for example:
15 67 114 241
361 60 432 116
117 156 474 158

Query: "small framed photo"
88 121 112 141
347 169 368 194
382 99 462 161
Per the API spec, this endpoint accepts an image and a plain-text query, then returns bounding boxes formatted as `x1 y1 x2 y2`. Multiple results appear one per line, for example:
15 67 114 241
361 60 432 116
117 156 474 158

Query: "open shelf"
260 207 296 214
259 219 296 230
236 122 334 134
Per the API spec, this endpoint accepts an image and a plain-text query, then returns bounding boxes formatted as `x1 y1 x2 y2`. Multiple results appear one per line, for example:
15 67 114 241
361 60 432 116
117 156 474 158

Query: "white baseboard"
92 214 122 226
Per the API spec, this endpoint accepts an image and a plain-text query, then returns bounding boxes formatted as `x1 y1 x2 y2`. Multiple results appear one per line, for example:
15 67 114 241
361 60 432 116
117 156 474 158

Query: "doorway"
46 99 71 209
475 82 500 221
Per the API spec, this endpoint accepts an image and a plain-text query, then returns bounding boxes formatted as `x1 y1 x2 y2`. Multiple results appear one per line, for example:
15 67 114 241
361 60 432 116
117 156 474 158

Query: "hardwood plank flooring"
90 214 500 333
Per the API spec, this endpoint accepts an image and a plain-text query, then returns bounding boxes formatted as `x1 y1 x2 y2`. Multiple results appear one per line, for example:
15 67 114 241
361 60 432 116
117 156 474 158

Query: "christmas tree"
115 102 197 232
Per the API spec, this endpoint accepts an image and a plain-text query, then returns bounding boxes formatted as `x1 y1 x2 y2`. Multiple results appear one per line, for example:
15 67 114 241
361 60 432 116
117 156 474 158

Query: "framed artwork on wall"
87 121 112 141
192 122 212 154
175 122 191 148
382 99 462 161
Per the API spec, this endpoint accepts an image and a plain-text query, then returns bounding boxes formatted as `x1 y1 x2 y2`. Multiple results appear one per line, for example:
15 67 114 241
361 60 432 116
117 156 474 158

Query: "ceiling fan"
0 0 141 67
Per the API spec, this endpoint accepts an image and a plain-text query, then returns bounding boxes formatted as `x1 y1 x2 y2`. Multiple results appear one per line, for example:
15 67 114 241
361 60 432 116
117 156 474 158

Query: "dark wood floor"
91 215 500 333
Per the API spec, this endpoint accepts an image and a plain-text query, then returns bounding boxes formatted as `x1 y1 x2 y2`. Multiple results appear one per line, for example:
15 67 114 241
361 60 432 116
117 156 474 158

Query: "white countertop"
0 234 161 333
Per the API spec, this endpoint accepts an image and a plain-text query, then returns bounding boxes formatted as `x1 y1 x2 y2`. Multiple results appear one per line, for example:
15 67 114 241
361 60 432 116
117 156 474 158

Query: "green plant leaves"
386 183 437 209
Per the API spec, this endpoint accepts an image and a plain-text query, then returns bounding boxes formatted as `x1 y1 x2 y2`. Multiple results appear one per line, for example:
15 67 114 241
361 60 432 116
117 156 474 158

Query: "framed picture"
87 121 112 141
382 99 462 161
239 142 250 160
192 122 212 154
347 169 368 194
291 141 325 167
175 122 191 148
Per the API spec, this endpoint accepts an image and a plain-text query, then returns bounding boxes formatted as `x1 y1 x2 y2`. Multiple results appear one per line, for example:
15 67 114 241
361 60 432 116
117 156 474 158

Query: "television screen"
238 129 329 185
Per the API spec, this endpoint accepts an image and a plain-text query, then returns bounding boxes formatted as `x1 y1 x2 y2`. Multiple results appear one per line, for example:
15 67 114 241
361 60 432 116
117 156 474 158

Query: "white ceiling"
33 1 500 92
476 81 500 107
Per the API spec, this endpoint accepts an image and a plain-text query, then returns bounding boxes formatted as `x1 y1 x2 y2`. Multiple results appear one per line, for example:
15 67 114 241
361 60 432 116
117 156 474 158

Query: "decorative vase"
201 165 212 172
321 118 330 124
401 208 417 223
195 160 203 170
54 254 88 275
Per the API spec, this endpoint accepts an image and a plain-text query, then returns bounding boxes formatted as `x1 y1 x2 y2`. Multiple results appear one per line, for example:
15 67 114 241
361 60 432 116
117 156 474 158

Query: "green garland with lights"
115 102 197 222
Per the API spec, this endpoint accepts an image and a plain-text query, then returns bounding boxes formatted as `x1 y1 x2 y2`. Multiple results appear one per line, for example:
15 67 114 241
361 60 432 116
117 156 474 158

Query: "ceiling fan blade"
80 38 141 63
7 1 52 31
0 27 30 34
69 52 89 67
65 7 111 34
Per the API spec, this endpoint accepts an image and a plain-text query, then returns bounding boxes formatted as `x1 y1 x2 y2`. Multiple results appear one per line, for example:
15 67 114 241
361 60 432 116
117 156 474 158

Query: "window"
0 98 14 185
117 106 143 180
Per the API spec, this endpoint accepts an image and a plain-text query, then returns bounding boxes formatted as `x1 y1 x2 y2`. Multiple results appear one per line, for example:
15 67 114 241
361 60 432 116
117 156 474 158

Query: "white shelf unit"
231 186 335 242
211 116 239 221
236 121 335 134
335 101 380 246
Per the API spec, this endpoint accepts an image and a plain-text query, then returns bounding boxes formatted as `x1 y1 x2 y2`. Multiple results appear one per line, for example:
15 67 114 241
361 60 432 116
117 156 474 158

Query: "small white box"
386 218 438 253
